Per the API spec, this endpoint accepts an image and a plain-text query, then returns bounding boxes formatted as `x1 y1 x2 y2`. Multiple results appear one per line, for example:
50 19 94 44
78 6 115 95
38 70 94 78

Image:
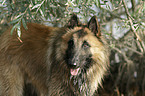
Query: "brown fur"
0 15 110 96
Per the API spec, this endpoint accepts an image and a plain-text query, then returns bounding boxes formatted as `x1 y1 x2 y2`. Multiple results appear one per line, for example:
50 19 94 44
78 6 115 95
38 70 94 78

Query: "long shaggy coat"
0 14 110 96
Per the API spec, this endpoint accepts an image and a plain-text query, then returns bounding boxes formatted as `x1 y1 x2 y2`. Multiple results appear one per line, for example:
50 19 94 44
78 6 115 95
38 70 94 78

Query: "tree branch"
122 0 140 41
122 0 144 52
131 0 135 11
101 7 123 20
113 47 133 65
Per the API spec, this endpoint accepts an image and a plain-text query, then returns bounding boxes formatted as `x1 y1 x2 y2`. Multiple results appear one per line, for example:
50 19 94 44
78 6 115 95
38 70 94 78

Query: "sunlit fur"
0 15 110 96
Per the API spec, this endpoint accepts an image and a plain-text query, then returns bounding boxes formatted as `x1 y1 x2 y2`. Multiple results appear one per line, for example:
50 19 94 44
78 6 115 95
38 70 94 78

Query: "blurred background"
0 0 145 96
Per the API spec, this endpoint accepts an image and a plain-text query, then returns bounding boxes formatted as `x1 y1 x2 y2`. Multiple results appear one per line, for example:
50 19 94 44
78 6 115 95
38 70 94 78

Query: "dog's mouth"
69 63 80 76
70 68 80 76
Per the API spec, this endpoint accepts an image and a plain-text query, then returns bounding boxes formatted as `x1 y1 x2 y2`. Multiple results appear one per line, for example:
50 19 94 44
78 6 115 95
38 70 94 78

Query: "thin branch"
122 0 144 52
101 7 124 20
36 0 46 13
122 0 140 40
122 0 135 21
131 0 135 11
113 47 133 65
98 0 101 9
112 5 124 12
125 46 143 56
118 29 132 41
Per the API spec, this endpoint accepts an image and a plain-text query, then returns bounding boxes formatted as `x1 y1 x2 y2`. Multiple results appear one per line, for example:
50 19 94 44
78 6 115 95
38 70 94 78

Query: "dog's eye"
82 41 90 49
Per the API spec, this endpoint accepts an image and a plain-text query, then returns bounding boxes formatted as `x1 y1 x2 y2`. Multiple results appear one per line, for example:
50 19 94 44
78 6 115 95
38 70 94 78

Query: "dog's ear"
88 16 101 37
67 14 79 28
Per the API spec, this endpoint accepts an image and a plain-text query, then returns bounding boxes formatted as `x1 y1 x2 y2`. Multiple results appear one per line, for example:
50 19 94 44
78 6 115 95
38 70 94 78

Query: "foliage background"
0 0 145 95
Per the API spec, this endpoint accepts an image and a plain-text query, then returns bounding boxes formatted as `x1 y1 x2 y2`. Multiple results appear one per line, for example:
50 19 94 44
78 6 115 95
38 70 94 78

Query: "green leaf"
2 0 6 5
42 3 45 13
11 23 21 37
104 0 108 3
27 8 33 19
76 0 79 4
47 13 52 20
16 13 24 19
32 4 41 10
11 23 19 35
22 18 28 30
32 0 35 5
58 2 66 7
17 25 21 37
39 9 44 17
87 0 91 5
9 18 20 24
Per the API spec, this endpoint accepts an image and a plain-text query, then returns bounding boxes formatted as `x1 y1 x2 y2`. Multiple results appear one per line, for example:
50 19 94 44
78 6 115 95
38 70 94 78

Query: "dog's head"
64 14 103 76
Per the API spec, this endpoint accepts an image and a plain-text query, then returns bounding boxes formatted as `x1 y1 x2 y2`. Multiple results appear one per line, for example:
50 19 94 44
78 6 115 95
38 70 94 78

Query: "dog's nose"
69 62 80 69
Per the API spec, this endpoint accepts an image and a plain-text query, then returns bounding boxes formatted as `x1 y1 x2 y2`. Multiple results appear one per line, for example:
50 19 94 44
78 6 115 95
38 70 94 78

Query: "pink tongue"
70 68 80 76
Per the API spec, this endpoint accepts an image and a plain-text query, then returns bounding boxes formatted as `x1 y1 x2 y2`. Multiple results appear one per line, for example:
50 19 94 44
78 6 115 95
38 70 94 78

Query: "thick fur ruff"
0 15 110 96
